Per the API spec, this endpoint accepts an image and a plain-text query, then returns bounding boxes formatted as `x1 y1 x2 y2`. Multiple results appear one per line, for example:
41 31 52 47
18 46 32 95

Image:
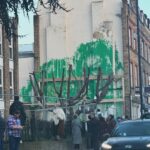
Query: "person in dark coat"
88 113 100 150
9 96 26 126
106 114 116 134
87 114 92 149
98 115 108 142
0 112 5 150
30 112 36 141
72 114 82 150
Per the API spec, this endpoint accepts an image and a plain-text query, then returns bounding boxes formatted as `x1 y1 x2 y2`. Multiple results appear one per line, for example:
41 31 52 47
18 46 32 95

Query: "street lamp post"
136 0 143 117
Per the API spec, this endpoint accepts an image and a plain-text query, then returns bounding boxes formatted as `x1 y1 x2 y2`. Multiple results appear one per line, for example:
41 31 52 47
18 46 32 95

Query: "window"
9 70 13 99
0 44 1 55
0 87 2 99
144 44 147 60
147 46 149 61
8 29 13 46
10 88 12 99
130 63 133 87
133 38 136 50
0 25 2 42
149 47 150 63
143 71 146 86
148 76 150 85
128 28 132 46
9 38 12 46
145 72 147 86
0 69 1 85
134 65 138 87
146 73 149 86
141 40 144 57
0 68 2 99
9 47 13 59
8 28 13 59
112 122 150 137
144 44 146 60
9 71 12 87
0 24 2 57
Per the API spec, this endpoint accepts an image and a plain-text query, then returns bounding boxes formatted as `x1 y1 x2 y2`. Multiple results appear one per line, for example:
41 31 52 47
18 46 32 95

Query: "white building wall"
37 0 123 65
19 57 34 89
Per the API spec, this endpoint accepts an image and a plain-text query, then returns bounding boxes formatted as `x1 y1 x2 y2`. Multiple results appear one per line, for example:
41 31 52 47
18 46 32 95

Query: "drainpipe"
136 0 143 117
127 6 132 119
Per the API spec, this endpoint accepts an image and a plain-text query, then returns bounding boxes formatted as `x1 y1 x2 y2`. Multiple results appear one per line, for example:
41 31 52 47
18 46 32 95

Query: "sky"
18 11 34 45
18 0 150 45
139 0 150 17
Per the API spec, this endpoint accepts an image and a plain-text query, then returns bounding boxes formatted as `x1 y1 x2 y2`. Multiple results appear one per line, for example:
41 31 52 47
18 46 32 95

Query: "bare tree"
51 65 90 106
29 72 44 106
67 67 90 106
67 64 72 99
29 65 115 108
51 65 114 106
95 68 114 103
52 68 65 105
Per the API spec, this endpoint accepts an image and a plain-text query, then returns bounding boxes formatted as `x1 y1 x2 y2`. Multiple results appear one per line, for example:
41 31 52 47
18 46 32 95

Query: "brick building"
122 0 150 118
0 20 19 117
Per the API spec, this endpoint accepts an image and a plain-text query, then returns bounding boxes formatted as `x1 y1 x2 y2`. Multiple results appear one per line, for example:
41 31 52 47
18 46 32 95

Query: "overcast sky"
18 0 150 45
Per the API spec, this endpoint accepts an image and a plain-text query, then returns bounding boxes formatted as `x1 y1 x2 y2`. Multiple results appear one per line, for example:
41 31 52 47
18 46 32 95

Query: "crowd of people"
0 96 130 150
71 109 129 150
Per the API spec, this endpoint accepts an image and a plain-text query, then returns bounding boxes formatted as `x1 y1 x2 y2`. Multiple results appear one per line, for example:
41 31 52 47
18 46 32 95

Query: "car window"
141 113 150 119
112 122 150 137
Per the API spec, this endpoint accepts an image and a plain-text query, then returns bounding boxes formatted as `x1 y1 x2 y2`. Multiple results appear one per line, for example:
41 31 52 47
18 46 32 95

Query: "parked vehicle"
141 112 150 119
101 119 150 150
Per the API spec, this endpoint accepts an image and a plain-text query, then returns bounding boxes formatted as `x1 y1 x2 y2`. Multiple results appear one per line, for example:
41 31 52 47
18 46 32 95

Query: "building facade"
122 0 150 118
20 0 150 119
19 44 34 90
0 20 19 117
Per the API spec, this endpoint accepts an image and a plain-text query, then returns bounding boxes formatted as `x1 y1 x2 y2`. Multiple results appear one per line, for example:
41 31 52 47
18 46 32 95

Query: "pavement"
4 138 88 150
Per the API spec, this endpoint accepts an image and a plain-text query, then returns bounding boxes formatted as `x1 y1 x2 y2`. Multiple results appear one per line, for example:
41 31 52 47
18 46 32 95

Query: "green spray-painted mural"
20 40 123 113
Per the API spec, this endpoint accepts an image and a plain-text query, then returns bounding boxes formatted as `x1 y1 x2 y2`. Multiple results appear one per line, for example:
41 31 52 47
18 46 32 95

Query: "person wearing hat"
7 110 23 150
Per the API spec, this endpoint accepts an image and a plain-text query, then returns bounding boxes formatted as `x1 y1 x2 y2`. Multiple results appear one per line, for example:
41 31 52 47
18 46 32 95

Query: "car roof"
119 119 150 125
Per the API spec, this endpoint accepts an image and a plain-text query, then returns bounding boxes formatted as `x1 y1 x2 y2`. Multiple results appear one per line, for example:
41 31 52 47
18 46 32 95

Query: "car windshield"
112 121 150 137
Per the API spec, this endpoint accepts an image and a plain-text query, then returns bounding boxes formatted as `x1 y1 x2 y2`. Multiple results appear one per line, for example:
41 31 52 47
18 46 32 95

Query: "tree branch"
29 74 42 103
52 71 59 95
67 64 72 99
0 0 69 38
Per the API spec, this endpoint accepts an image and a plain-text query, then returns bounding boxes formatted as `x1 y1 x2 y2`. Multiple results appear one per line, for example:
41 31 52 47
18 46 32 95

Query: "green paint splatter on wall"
20 81 32 102
100 102 123 117
20 40 123 104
